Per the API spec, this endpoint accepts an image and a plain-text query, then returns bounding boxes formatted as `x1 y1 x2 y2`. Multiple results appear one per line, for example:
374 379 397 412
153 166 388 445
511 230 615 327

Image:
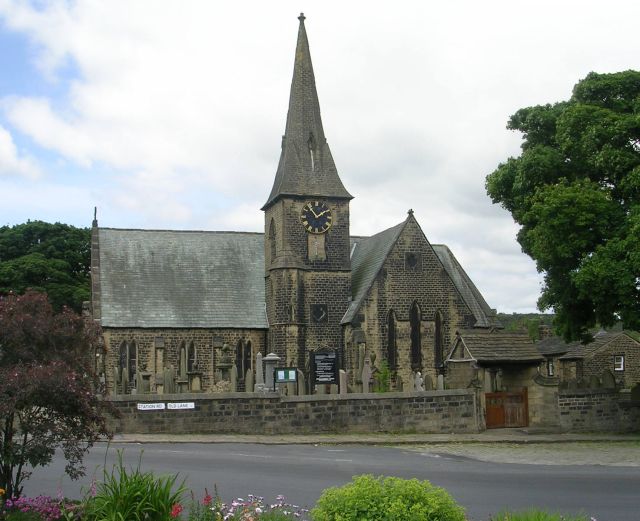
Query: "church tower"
262 14 352 375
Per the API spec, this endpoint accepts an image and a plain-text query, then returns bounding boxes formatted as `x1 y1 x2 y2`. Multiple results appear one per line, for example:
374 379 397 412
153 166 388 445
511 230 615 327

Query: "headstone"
297 369 306 395
361 356 372 393
436 374 444 391
330 384 338 395
414 371 424 392
339 369 348 396
230 364 238 392
245 368 254 393
179 347 187 379
423 374 433 391
263 353 281 391
396 374 404 393
589 375 601 389
286 381 297 396
254 352 266 392
601 370 615 389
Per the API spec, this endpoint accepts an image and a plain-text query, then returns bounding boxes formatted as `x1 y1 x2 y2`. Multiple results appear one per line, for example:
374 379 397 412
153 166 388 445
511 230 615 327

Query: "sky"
0 0 638 314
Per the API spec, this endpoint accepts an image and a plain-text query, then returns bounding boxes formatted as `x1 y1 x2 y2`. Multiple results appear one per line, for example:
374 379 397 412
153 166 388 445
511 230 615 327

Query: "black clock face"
301 201 332 234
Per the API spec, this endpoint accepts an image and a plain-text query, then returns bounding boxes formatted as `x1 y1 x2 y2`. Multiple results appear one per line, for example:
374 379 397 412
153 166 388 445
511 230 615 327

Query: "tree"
0 221 91 312
0 291 112 498
486 70 640 342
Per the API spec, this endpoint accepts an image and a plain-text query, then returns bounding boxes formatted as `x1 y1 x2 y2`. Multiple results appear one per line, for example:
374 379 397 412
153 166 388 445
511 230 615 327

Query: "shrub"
311 474 465 521
82 452 186 521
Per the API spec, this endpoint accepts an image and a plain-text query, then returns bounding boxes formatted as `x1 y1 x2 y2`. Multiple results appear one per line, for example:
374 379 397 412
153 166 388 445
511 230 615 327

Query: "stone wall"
558 389 640 433
107 389 480 435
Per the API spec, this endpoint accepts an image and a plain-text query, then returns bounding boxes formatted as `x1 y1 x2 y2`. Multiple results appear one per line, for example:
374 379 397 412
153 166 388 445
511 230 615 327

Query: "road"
23 442 640 521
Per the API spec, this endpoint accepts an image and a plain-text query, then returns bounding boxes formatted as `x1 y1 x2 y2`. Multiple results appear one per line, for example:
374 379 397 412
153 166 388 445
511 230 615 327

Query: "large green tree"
0 221 91 312
486 70 640 341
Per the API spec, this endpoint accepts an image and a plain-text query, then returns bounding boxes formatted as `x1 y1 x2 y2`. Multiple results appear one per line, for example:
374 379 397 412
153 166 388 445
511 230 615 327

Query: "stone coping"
108 389 474 403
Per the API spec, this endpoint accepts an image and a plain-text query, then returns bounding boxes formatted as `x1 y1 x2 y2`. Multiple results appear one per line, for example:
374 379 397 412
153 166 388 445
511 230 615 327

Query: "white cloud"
0 0 638 312
0 124 40 178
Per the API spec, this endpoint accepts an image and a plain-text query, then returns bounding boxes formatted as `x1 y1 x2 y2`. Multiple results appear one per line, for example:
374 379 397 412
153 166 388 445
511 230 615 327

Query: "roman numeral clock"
300 201 332 234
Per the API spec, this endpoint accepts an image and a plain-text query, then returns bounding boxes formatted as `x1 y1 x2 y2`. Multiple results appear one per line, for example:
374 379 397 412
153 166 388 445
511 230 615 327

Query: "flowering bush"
184 490 309 521
0 495 75 521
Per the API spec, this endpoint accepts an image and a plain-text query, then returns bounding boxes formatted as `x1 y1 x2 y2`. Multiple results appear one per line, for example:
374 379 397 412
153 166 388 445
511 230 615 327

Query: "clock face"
301 201 332 234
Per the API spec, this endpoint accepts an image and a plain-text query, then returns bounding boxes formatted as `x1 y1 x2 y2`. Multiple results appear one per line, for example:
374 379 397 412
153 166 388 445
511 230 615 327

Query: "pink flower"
170 503 183 518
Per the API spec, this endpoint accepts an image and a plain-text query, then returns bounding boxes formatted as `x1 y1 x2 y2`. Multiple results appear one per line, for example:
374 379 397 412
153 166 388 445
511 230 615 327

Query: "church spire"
262 13 352 210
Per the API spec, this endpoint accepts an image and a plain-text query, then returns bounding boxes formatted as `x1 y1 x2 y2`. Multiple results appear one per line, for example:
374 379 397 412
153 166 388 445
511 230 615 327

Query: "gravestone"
263 353 281 391
245 368 254 394
423 374 433 391
589 375 601 388
414 371 424 392
436 374 444 390
601 370 615 389
254 352 266 392
361 356 372 393
230 364 238 392
297 369 306 395
339 369 348 396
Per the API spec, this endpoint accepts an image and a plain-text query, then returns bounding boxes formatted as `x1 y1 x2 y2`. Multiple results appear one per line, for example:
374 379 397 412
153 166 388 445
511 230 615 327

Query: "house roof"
96 228 268 329
262 14 351 210
448 330 543 364
342 218 499 327
557 331 637 360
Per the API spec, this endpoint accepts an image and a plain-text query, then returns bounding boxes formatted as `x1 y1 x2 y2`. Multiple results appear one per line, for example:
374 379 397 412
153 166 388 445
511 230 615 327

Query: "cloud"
0 124 40 178
0 0 638 313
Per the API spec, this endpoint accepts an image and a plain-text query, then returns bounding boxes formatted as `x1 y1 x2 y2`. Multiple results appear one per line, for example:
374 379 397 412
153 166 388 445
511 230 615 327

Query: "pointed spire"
262 14 352 210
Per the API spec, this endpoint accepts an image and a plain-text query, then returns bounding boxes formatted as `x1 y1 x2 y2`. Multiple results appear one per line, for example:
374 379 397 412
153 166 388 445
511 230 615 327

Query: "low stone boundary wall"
558 389 640 432
108 389 480 434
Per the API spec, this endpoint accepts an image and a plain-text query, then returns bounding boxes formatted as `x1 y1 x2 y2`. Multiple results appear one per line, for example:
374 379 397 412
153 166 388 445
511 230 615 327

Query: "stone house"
90 14 500 397
537 331 640 389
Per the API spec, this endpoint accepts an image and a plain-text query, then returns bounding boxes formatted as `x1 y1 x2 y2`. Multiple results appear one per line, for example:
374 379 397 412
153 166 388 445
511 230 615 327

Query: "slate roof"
96 228 268 329
433 244 498 328
449 330 543 364
556 331 635 360
342 219 499 328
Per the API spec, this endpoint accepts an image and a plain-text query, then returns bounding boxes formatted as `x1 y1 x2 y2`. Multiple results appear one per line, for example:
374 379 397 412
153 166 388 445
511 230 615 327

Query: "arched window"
387 310 397 370
243 341 252 379
435 311 444 370
269 218 276 263
118 341 137 385
187 341 196 372
410 302 422 370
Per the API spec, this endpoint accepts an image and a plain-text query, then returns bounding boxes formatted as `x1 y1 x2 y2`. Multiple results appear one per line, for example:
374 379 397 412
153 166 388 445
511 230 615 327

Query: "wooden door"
485 389 528 429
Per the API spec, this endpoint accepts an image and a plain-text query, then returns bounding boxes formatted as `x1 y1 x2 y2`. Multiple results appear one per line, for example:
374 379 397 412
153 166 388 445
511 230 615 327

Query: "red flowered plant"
170 503 184 518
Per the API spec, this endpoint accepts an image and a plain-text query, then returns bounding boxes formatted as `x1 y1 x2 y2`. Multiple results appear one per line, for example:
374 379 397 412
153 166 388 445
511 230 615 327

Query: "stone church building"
91 14 500 396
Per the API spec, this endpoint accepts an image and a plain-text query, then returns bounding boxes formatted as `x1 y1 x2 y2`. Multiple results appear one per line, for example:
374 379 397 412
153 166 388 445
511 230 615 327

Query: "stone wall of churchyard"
558 389 640 433
107 389 481 434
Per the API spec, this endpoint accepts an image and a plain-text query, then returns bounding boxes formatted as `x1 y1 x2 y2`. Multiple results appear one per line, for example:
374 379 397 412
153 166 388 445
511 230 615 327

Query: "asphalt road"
23 442 639 521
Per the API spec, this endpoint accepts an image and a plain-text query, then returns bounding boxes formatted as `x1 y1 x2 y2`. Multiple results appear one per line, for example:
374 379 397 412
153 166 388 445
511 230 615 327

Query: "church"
90 14 500 396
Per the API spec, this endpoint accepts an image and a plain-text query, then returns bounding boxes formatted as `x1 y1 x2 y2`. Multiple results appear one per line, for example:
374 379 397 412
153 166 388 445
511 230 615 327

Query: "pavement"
108 429 640 467
110 428 639 445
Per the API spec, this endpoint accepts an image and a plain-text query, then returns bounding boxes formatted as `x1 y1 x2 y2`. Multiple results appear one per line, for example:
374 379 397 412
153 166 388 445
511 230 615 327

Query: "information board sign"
275 368 297 383
313 351 338 384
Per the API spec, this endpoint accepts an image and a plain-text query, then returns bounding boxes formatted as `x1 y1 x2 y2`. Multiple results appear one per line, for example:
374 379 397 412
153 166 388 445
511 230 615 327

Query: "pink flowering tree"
0 291 112 498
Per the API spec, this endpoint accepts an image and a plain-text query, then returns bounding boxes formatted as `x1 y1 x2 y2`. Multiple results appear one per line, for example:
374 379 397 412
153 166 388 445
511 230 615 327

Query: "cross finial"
298 12 305 22
407 208 414 216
